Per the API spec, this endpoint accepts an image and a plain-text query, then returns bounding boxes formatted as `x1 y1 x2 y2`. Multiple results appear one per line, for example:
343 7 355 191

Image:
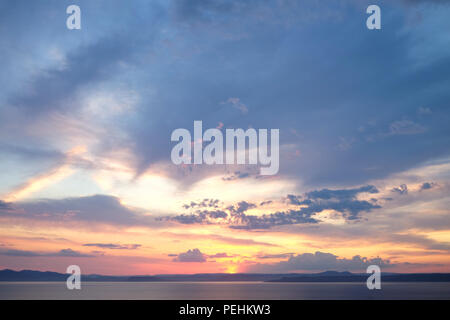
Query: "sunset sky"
1 0 450 275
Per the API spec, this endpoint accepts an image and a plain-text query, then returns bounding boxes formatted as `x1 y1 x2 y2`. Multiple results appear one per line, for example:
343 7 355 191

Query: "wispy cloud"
0 248 94 258
83 243 141 250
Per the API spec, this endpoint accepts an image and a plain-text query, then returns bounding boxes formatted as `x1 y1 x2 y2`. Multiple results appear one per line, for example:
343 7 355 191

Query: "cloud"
229 209 319 230
2 195 148 226
337 137 355 151
83 243 141 250
388 233 450 252
161 232 280 248
2 147 84 202
169 209 228 224
0 200 12 210
256 253 294 259
6 39 134 139
167 185 381 229
246 251 393 273
0 143 64 162
389 120 426 136
305 185 379 200
1 0 449 275
172 248 207 262
222 171 250 181
228 201 257 214
0 249 41 257
57 248 95 257
221 97 249 114
171 249 235 262
420 182 436 190
0 248 94 258
208 252 234 258
207 234 280 248
392 184 408 195
167 214 207 225
2 0 449 190
286 194 304 205
182 199 220 209
418 107 432 115
233 186 381 228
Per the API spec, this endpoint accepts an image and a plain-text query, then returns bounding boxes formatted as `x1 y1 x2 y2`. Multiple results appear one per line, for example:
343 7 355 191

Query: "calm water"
1 282 449 300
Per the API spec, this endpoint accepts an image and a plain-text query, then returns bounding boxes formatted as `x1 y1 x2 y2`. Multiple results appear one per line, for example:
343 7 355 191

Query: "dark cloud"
10 37 136 116
0 249 41 257
2 195 148 226
3 0 164 118
57 248 95 257
172 248 207 262
247 251 393 273
305 185 379 200
83 243 141 250
0 144 64 162
168 209 228 224
230 209 319 230
222 171 251 181
286 194 305 205
167 185 381 229
203 210 228 219
229 201 257 214
235 185 381 228
0 200 12 210
167 214 206 225
182 199 220 209
392 184 408 195
172 249 235 261
167 201 254 225
420 182 436 190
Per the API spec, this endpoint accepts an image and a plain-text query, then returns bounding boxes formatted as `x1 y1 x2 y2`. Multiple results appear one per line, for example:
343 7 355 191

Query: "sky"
0 0 450 275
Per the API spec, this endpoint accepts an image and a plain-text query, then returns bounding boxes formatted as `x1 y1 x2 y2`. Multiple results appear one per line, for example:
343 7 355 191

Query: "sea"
1 282 450 300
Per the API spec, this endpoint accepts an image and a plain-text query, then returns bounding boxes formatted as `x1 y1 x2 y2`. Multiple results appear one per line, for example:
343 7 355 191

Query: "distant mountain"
267 273 450 282
315 271 354 277
0 269 127 282
1 269 450 282
0 269 67 281
0 269 287 282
